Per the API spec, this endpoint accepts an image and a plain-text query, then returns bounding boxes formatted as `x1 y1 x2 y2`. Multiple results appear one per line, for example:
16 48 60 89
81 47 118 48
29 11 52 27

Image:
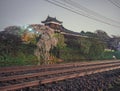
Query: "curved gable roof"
41 16 62 24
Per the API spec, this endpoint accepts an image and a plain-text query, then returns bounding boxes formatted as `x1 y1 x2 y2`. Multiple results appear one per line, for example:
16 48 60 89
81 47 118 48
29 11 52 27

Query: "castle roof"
41 16 62 25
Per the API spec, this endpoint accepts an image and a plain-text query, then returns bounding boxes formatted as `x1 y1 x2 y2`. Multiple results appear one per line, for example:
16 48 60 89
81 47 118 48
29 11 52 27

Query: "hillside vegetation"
0 25 120 67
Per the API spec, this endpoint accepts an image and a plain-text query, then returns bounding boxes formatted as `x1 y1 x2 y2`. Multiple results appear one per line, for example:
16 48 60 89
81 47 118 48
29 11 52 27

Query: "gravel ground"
29 68 120 91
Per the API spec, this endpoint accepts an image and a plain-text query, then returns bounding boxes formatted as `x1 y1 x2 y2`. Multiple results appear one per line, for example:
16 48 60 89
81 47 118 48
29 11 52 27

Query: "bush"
99 51 120 60
59 47 86 62
0 53 37 67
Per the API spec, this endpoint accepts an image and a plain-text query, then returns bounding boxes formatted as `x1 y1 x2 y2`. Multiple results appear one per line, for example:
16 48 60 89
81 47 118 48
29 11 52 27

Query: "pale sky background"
0 0 120 36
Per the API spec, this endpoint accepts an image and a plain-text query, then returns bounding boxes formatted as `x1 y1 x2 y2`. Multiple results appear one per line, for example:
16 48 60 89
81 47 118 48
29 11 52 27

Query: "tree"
95 30 110 41
108 36 120 50
52 33 66 58
88 39 105 60
0 32 22 56
77 37 92 55
34 26 58 65
4 26 22 36
80 31 97 38
77 37 105 59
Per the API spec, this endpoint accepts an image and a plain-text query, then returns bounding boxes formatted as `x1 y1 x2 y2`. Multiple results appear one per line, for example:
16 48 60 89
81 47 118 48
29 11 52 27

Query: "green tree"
52 33 66 58
0 32 22 57
78 37 92 55
88 39 105 60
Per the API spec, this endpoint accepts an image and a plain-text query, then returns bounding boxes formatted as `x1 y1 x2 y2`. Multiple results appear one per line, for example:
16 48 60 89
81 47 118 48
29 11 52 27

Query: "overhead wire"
108 0 120 9
63 0 120 24
45 0 120 28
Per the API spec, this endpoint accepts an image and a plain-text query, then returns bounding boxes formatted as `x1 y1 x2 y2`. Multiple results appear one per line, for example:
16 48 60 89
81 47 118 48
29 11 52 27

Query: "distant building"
41 16 62 32
117 42 120 51
109 37 120 51
41 16 82 37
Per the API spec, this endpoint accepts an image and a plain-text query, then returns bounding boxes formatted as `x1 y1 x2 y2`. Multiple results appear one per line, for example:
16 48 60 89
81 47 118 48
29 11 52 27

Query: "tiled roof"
41 16 62 24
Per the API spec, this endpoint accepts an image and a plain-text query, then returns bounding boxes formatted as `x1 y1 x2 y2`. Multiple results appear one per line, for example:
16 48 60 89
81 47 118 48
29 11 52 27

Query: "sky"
0 0 120 36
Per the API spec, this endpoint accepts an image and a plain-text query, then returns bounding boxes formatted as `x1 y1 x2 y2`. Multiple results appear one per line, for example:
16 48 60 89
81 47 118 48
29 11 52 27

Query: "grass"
0 52 38 67
59 47 87 62
100 51 120 60
0 46 120 67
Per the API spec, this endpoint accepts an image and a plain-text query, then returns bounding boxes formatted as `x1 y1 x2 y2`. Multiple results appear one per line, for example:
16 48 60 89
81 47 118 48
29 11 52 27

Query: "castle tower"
41 16 62 32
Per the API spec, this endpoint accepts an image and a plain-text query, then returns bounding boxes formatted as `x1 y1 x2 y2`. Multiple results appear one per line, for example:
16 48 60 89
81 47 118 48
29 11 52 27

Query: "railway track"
0 60 120 91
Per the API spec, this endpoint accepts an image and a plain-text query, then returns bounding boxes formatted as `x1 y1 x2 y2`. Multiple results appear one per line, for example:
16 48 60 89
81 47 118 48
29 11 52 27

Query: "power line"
45 0 120 28
48 0 87 15
63 0 120 24
108 0 120 9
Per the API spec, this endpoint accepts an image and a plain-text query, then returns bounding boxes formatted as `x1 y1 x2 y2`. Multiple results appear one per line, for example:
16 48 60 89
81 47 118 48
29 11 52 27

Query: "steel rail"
0 60 119 73
0 62 120 82
0 64 120 91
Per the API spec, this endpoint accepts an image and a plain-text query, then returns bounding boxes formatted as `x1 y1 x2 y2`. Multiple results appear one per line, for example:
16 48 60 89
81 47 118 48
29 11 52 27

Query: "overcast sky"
0 0 120 36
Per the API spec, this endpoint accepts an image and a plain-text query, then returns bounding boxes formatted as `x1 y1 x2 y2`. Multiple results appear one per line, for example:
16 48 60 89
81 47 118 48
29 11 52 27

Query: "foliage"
34 26 59 65
114 51 120 59
59 47 86 62
63 35 106 61
54 33 66 49
51 33 66 59
1 25 119 67
99 51 120 60
77 37 92 55
0 43 37 67
4 26 22 36
0 31 37 67
0 32 22 56
108 37 120 50
0 53 37 67
95 30 110 40
22 32 37 44
88 38 105 59
80 31 97 38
